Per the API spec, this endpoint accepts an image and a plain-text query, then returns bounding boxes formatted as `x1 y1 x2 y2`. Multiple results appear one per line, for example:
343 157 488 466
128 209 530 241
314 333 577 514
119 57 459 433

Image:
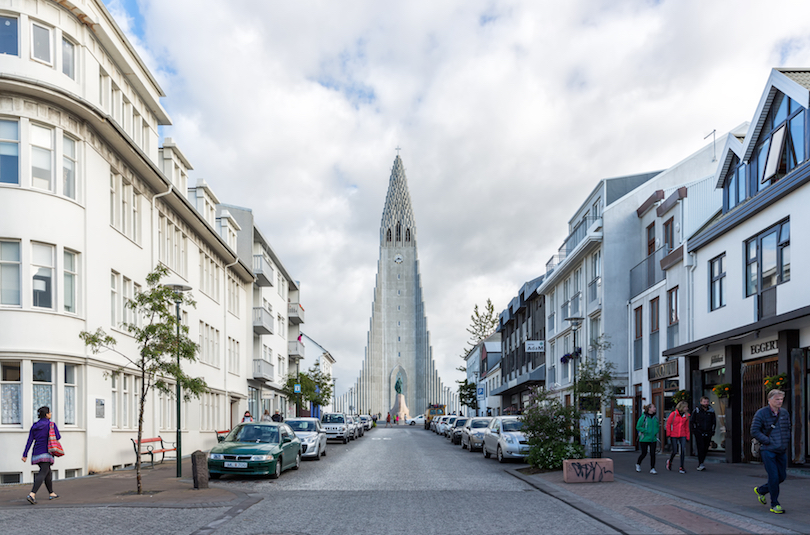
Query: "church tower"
345 155 454 417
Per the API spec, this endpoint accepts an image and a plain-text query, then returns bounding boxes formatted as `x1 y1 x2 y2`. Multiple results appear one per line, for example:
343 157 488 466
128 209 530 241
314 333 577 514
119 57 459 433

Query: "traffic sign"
294 384 301 393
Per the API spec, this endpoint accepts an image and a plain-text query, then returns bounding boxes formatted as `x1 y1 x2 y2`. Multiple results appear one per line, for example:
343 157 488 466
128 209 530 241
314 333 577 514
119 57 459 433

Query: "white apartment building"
301 332 335 416
0 0 260 484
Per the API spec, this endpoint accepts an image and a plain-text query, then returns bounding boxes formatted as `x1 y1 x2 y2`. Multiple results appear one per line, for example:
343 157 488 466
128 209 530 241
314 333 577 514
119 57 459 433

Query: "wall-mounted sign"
648 359 678 381
750 340 778 355
95 399 105 419
525 340 545 353
710 354 724 366
477 387 485 398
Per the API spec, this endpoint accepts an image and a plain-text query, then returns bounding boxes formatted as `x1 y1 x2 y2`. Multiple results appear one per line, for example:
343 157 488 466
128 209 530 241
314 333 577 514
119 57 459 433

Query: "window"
1 362 21 424
30 124 53 190
229 337 240 374
647 223 655 255
62 135 76 199
122 277 132 326
667 287 679 325
61 37 75 79
64 365 76 425
31 243 54 309
751 92 806 192
0 120 19 184
650 298 659 333
63 250 77 313
405 228 411 242
32 362 53 420
110 373 117 427
724 157 746 211
745 220 790 297
0 240 20 305
122 375 129 428
386 228 391 242
710 254 726 311
633 306 643 371
663 218 674 253
31 23 51 65
0 16 18 56
110 174 118 227
198 321 220 367
395 222 401 241
110 271 118 326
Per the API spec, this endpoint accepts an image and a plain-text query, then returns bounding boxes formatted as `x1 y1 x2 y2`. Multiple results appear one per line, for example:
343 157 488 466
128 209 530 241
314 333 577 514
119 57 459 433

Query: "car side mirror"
217 435 225 443
282 436 291 443
492 429 499 435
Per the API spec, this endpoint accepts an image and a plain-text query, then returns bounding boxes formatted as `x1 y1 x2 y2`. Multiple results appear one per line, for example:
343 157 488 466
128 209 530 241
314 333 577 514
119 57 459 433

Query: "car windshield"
455 419 468 427
448 418 457 424
288 420 316 432
471 420 490 428
226 424 279 444
322 414 344 424
360 416 369 422
502 420 523 432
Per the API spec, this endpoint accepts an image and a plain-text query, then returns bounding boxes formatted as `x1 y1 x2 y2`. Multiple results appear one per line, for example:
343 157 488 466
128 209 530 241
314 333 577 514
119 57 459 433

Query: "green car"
208 422 302 479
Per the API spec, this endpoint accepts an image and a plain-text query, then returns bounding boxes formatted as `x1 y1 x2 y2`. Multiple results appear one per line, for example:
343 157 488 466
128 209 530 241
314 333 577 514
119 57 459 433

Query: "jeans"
637 441 656 469
669 436 687 468
694 432 711 464
31 462 53 494
757 449 787 506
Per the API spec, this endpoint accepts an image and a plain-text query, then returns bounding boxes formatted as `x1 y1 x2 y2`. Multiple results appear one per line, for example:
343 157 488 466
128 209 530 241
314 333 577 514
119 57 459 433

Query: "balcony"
288 302 305 324
253 307 274 335
253 358 275 381
288 340 305 359
630 246 666 299
546 254 566 276
545 216 601 277
253 255 274 287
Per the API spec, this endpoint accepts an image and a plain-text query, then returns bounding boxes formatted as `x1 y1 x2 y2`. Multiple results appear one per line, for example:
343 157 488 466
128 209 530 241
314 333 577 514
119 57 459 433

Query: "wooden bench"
131 436 176 468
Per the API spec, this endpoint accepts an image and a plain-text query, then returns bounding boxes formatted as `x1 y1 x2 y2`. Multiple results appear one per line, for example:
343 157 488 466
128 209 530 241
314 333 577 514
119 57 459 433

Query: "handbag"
47 422 64 457
751 411 778 459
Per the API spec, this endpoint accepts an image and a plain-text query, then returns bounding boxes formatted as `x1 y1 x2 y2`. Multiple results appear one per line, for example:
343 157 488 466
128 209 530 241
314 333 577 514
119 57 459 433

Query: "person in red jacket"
666 401 691 473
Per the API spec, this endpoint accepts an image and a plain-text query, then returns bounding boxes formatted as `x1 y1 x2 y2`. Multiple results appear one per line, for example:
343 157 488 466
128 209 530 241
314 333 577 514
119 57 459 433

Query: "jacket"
23 418 60 464
691 406 716 435
751 406 791 453
665 410 690 440
636 414 659 443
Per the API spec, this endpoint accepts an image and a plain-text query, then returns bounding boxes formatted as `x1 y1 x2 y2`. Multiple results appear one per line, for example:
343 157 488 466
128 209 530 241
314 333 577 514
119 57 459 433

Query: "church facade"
336 156 457 417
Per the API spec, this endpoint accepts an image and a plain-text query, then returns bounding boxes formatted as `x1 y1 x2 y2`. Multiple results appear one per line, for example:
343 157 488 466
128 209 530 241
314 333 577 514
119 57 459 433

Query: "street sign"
477 387 485 397
294 384 301 393
525 340 545 352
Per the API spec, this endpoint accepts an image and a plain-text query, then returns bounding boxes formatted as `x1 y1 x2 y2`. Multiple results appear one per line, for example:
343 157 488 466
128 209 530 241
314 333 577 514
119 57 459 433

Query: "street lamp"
164 283 191 478
565 316 584 409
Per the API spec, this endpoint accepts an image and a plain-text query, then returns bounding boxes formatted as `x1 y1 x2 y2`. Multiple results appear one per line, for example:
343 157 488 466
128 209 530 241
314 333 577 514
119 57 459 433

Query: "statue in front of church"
395 377 402 394
390 375 409 422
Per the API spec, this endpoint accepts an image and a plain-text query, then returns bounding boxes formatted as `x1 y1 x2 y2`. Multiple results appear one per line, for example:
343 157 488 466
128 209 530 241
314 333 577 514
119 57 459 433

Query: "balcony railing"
562 216 599 257
288 302 305 325
630 246 667 299
588 277 601 304
546 254 566 276
253 255 274 287
288 340 305 358
649 332 660 366
253 358 275 381
667 323 679 350
633 338 643 370
253 307 274 335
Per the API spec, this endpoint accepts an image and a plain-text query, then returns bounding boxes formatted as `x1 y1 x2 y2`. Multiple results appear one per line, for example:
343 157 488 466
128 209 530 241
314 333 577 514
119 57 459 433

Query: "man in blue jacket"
751 389 790 514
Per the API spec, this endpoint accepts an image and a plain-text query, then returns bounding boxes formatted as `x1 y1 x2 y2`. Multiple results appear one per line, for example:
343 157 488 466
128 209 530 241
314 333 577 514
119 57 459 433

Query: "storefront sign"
750 340 778 355
648 359 678 381
710 354 724 365
525 340 545 352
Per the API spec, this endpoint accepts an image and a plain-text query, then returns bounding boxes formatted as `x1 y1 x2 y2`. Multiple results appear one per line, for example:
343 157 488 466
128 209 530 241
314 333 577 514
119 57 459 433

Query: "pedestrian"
395 415 399 425
241 411 254 423
22 406 60 504
635 403 659 474
691 396 716 471
665 400 690 473
261 409 272 422
752 389 790 514
385 413 391 428
271 410 283 422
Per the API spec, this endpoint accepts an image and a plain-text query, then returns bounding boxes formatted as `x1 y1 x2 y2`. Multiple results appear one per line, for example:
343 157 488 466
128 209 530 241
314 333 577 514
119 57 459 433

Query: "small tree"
574 335 616 412
521 387 584 470
459 299 498 359
281 363 334 416
80 266 207 495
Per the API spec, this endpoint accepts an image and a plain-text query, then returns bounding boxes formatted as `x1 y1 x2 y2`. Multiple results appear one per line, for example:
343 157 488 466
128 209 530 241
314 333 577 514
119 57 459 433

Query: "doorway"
611 398 635 450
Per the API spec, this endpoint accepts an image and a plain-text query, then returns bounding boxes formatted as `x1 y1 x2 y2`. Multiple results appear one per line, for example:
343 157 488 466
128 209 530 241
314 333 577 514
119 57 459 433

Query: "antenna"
704 129 716 162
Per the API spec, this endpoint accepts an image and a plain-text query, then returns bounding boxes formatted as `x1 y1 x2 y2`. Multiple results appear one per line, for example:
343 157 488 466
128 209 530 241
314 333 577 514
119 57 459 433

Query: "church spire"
380 155 416 247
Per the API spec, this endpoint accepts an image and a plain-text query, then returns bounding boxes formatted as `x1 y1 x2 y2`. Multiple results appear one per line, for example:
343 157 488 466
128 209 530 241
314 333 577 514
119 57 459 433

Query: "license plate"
224 461 248 468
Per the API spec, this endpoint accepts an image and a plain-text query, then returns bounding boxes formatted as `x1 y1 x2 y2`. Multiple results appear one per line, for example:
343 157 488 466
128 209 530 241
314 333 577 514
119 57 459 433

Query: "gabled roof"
713 123 749 188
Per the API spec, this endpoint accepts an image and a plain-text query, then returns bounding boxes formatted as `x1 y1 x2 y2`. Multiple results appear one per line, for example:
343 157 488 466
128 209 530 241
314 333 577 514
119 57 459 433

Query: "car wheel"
497 446 505 463
409 421 415 426
484 445 491 458
270 459 282 479
293 452 301 470
209 473 221 480
321 445 327 457
314 444 322 460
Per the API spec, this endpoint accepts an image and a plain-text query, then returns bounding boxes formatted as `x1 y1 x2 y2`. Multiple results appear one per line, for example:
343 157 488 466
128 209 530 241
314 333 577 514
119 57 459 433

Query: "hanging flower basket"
763 373 787 394
672 390 691 404
712 383 731 399
560 347 581 364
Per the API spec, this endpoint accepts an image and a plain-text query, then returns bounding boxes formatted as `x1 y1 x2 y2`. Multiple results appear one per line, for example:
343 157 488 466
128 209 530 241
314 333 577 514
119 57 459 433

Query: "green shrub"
520 387 584 470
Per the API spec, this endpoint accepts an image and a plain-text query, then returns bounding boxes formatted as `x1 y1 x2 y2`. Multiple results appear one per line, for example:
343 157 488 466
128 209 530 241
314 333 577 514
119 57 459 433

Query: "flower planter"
562 458 614 483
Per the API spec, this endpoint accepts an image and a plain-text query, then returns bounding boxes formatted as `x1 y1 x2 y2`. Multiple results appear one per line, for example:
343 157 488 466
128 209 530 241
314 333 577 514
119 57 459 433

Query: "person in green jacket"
636 404 659 474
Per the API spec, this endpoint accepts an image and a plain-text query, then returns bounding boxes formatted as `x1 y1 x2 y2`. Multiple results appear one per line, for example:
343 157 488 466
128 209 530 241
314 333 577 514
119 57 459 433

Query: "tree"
574 335 616 412
521 387 585 469
455 364 479 415
80 265 208 495
280 363 334 416
459 298 498 359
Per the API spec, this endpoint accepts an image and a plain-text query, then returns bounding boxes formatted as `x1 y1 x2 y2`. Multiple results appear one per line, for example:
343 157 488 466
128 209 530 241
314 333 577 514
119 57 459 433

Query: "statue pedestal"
390 394 409 423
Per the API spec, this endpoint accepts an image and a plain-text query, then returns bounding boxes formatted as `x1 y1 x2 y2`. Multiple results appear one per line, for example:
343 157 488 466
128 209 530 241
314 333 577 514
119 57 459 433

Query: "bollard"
191 450 209 489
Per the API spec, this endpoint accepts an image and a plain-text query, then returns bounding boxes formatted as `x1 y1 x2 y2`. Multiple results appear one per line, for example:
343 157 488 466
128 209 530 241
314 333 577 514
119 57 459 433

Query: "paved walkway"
513 451 810 534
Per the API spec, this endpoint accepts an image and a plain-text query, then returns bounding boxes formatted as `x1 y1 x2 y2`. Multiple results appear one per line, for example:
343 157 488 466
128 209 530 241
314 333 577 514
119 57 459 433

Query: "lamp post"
164 283 191 478
473 371 479 417
565 316 584 408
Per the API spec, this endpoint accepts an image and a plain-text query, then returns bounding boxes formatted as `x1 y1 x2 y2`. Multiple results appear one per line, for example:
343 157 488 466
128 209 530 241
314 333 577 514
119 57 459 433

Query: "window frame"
667 287 679 326
744 219 790 298
61 35 75 79
0 118 20 186
0 15 19 57
30 21 52 66
709 253 726 311
0 239 21 306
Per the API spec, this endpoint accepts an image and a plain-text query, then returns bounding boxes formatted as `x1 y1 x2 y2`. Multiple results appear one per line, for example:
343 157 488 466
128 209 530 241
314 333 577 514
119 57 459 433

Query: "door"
742 357 778 462
611 398 635 450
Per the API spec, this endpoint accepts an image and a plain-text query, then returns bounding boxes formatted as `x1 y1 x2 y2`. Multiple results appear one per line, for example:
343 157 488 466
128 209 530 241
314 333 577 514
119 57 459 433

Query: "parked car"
461 417 492 451
450 417 469 444
407 414 425 426
208 422 301 479
286 417 327 460
359 415 372 430
353 416 365 437
434 416 448 434
482 416 528 463
431 416 444 433
442 416 459 437
345 415 358 440
321 413 351 444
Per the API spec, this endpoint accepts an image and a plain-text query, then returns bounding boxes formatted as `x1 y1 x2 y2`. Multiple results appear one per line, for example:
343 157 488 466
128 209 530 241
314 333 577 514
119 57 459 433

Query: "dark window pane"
790 111 804 167
780 221 790 243
757 140 770 191
746 263 757 296
773 92 788 126
32 362 52 383
1 362 20 381
761 231 777 290
738 166 746 202
781 246 790 282
0 16 17 56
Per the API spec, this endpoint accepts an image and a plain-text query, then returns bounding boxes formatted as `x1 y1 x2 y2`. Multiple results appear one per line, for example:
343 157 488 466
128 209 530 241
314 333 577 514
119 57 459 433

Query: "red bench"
131 436 176 468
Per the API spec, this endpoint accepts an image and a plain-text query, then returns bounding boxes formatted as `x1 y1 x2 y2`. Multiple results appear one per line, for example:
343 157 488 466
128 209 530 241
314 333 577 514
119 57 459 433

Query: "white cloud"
112 0 810 396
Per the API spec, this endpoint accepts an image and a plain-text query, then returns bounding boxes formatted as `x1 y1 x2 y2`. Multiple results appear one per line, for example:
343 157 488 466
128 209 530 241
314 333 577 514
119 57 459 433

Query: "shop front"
648 359 680 448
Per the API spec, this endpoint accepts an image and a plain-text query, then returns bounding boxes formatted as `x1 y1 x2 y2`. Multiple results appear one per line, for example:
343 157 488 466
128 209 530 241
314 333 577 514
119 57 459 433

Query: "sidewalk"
0 458 245 509
512 451 810 534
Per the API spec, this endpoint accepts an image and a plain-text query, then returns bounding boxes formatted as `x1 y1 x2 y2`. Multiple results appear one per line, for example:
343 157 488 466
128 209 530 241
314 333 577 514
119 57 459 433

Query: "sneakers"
650 468 657 474
635 464 641 472
754 487 767 505
666 459 672 471
770 505 785 514
679 467 686 474
696 464 705 471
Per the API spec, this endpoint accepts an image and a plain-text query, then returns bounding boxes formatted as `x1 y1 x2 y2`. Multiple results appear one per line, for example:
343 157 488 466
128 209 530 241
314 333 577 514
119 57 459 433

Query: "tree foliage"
460 298 498 359
574 335 616 411
457 379 479 413
281 363 334 415
520 387 584 470
79 265 207 495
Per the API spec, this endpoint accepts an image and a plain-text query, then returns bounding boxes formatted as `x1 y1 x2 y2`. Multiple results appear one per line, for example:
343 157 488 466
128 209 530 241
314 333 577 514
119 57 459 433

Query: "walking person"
385 413 391 428
22 406 60 504
241 411 254 423
691 396 716 471
636 404 659 474
752 389 790 514
261 409 272 422
271 410 283 422
665 401 690 473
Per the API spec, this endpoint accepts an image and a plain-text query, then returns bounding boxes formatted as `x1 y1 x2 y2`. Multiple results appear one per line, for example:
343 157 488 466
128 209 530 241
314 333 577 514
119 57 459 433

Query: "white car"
407 414 425 426
482 416 529 463
287 417 327 460
321 413 350 444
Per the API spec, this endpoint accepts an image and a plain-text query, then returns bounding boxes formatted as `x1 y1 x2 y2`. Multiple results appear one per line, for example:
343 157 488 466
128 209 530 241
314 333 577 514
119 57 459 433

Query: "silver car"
321 413 350 444
461 417 491 451
287 418 327 460
482 416 528 463
359 415 372 430
450 417 469 444
443 416 459 437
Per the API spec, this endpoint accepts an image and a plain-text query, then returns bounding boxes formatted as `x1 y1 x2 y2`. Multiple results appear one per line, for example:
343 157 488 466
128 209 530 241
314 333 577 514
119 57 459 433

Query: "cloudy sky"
104 0 810 396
